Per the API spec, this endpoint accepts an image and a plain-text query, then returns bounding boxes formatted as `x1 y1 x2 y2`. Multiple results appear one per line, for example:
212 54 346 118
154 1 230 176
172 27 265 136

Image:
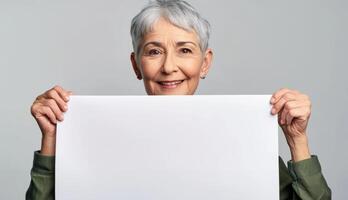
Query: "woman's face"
131 18 213 95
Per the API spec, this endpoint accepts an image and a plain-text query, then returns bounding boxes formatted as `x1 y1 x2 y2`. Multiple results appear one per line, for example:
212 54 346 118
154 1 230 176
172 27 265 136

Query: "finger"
280 106 289 125
271 92 297 115
35 113 55 129
35 94 45 101
30 102 40 118
52 85 70 102
45 89 68 112
42 99 64 121
270 88 292 104
285 107 309 125
38 106 58 124
286 111 295 125
272 92 309 114
281 100 311 122
271 88 299 104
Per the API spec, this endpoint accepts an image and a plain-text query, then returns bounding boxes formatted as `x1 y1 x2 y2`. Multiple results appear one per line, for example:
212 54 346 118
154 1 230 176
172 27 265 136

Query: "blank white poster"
56 95 278 200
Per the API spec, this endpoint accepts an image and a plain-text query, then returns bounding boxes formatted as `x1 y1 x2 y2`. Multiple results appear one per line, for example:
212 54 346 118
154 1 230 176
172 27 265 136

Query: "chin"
146 88 189 95
159 90 190 95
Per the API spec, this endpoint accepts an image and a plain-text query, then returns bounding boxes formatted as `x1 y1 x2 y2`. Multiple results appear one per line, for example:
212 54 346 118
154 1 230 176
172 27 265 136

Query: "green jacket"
26 151 331 200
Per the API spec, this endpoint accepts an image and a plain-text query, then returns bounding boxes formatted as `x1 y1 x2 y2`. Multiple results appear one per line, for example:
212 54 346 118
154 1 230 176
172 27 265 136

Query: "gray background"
0 0 346 199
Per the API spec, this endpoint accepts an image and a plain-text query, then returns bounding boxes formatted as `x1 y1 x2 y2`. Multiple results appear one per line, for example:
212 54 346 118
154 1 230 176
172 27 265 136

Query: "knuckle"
41 106 50 113
36 95 44 101
47 90 56 98
36 106 48 118
282 88 291 93
53 85 62 91
47 98 56 106
284 93 293 100
284 92 292 97
30 104 37 115
274 89 284 97
293 89 300 94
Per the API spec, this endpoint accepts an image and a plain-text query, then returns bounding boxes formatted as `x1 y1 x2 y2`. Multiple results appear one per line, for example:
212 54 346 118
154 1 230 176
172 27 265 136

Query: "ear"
200 48 213 78
130 52 143 80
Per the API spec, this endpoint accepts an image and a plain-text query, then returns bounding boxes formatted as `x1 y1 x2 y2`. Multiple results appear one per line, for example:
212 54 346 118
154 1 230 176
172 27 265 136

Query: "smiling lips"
157 80 184 89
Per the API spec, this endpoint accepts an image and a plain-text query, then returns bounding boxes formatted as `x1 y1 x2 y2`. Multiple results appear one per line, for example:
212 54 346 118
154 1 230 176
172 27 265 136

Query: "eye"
148 49 161 56
180 48 192 54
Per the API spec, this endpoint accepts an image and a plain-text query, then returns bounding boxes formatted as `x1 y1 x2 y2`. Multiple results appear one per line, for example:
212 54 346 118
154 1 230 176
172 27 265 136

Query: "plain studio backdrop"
0 0 347 199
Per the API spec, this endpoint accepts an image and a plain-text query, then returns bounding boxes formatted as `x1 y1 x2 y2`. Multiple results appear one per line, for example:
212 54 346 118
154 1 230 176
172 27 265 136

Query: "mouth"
156 79 185 89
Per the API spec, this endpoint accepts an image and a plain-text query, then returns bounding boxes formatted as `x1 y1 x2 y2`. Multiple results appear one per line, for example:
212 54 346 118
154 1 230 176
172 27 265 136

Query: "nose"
161 51 179 74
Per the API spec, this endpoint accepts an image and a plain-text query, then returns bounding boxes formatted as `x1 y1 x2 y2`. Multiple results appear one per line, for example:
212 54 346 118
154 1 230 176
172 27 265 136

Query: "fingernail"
280 119 284 124
65 96 70 101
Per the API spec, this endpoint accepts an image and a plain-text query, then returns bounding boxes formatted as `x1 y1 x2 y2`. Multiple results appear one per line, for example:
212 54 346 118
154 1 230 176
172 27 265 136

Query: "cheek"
140 58 162 94
179 58 203 94
141 57 203 79
140 59 162 79
179 58 202 78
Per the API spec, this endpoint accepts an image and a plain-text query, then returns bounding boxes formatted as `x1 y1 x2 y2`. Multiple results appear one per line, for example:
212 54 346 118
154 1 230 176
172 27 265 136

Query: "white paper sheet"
56 95 278 200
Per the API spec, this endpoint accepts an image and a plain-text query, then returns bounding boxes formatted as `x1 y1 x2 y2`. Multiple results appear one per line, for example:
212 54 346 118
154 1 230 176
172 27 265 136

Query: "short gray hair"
130 0 211 56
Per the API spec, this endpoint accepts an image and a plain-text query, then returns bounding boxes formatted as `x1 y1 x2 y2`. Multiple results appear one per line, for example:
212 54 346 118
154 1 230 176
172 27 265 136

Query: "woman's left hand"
270 88 312 161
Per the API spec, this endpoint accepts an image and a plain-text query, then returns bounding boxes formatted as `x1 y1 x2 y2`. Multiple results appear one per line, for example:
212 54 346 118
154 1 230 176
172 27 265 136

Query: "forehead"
143 18 199 44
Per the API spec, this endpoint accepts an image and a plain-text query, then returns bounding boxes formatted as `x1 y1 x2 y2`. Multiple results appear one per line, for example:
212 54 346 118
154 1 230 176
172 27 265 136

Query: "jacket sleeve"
25 151 331 200
279 155 331 200
26 151 55 200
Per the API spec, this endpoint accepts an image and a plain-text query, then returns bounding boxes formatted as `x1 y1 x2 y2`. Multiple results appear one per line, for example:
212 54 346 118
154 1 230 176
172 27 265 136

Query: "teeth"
160 80 183 85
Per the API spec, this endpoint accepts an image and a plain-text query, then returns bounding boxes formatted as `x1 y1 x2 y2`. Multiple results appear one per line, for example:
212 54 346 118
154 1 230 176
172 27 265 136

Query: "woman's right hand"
30 85 73 156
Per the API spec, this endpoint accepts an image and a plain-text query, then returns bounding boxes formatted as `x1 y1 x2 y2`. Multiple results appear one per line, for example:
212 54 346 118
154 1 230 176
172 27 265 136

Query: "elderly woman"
26 0 331 199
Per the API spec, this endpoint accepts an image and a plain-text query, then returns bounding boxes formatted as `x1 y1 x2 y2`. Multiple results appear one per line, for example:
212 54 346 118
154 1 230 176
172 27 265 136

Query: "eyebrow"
143 41 197 48
177 41 197 47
